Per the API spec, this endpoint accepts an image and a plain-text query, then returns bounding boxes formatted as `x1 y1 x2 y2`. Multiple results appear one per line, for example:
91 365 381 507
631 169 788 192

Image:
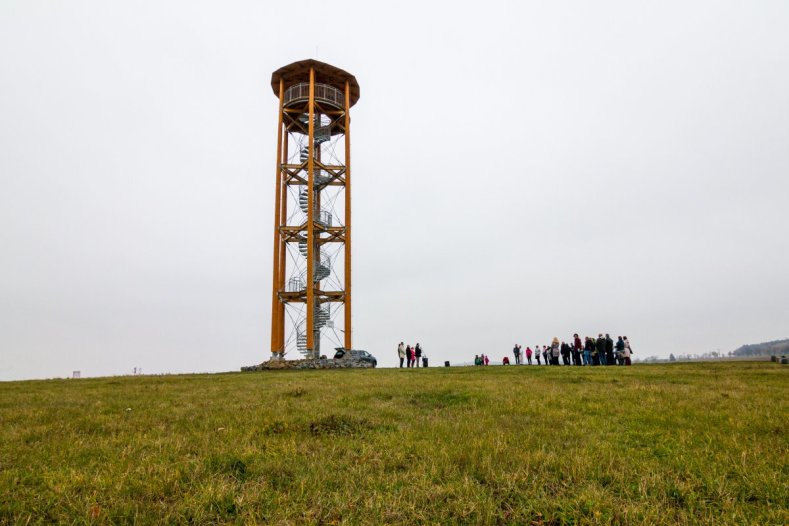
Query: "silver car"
334 348 377 367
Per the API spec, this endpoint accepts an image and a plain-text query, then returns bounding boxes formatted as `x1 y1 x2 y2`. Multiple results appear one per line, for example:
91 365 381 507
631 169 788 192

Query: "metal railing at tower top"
283 83 345 108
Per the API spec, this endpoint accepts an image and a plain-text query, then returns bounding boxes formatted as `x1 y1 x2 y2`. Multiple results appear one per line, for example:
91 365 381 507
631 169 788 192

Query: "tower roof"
271 59 360 107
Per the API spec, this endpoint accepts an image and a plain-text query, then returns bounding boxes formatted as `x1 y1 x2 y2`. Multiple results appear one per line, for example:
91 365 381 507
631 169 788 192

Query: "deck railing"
283 83 344 108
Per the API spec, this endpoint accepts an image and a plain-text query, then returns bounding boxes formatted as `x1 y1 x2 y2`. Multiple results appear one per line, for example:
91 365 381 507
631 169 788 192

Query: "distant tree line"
631 338 789 364
637 352 727 363
732 338 789 357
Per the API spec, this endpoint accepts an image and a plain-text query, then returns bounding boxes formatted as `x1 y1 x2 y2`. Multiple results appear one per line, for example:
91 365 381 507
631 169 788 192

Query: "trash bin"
422 357 428 368
444 361 450 367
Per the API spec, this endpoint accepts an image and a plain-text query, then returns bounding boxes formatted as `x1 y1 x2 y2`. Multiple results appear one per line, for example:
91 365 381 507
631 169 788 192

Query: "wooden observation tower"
269 59 359 360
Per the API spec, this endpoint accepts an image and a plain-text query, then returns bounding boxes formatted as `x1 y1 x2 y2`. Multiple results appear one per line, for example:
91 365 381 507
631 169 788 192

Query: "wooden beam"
279 290 346 303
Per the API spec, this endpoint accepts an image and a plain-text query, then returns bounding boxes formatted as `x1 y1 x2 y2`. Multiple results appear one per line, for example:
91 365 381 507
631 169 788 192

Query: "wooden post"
306 68 316 353
343 80 352 350
277 121 288 352
270 79 284 357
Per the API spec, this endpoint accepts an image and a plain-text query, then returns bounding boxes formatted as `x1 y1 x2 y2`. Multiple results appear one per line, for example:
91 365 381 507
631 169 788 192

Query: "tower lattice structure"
269 60 359 360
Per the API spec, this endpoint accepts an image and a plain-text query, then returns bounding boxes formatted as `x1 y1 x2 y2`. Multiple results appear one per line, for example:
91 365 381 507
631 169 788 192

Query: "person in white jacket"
623 337 633 366
397 342 405 368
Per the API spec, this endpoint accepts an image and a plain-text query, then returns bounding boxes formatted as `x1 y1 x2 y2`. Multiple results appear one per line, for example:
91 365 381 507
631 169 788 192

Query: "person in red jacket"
525 346 533 365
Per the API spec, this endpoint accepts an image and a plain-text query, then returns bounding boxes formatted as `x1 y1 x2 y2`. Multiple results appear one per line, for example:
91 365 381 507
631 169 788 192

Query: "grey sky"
1 1 787 380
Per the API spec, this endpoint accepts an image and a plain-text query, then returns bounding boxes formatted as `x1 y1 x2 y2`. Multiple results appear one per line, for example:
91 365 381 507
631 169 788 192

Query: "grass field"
1 362 787 525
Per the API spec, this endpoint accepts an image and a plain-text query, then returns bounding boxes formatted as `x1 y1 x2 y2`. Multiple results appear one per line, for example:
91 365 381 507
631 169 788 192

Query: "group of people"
397 342 428 368
509 334 633 366
396 334 633 368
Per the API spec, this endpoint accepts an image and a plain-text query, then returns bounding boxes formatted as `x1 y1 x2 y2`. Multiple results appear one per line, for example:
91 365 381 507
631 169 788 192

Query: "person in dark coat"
561 342 571 365
572 334 583 365
415 343 422 367
615 336 625 365
405 345 412 368
605 334 615 366
583 336 593 365
596 334 607 365
590 337 600 365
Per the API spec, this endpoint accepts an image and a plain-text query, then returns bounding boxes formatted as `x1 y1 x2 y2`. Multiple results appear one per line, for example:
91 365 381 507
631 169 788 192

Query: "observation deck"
271 59 360 108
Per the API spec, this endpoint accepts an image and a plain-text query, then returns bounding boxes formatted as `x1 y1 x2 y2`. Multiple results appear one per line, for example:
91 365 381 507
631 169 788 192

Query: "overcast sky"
1 1 787 380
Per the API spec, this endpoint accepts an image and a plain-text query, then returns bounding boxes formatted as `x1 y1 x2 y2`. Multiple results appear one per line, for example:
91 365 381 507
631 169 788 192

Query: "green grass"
1 363 787 525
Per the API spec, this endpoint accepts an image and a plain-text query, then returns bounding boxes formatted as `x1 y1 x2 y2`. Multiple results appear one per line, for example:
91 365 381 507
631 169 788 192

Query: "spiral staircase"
295 304 330 355
293 113 334 357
